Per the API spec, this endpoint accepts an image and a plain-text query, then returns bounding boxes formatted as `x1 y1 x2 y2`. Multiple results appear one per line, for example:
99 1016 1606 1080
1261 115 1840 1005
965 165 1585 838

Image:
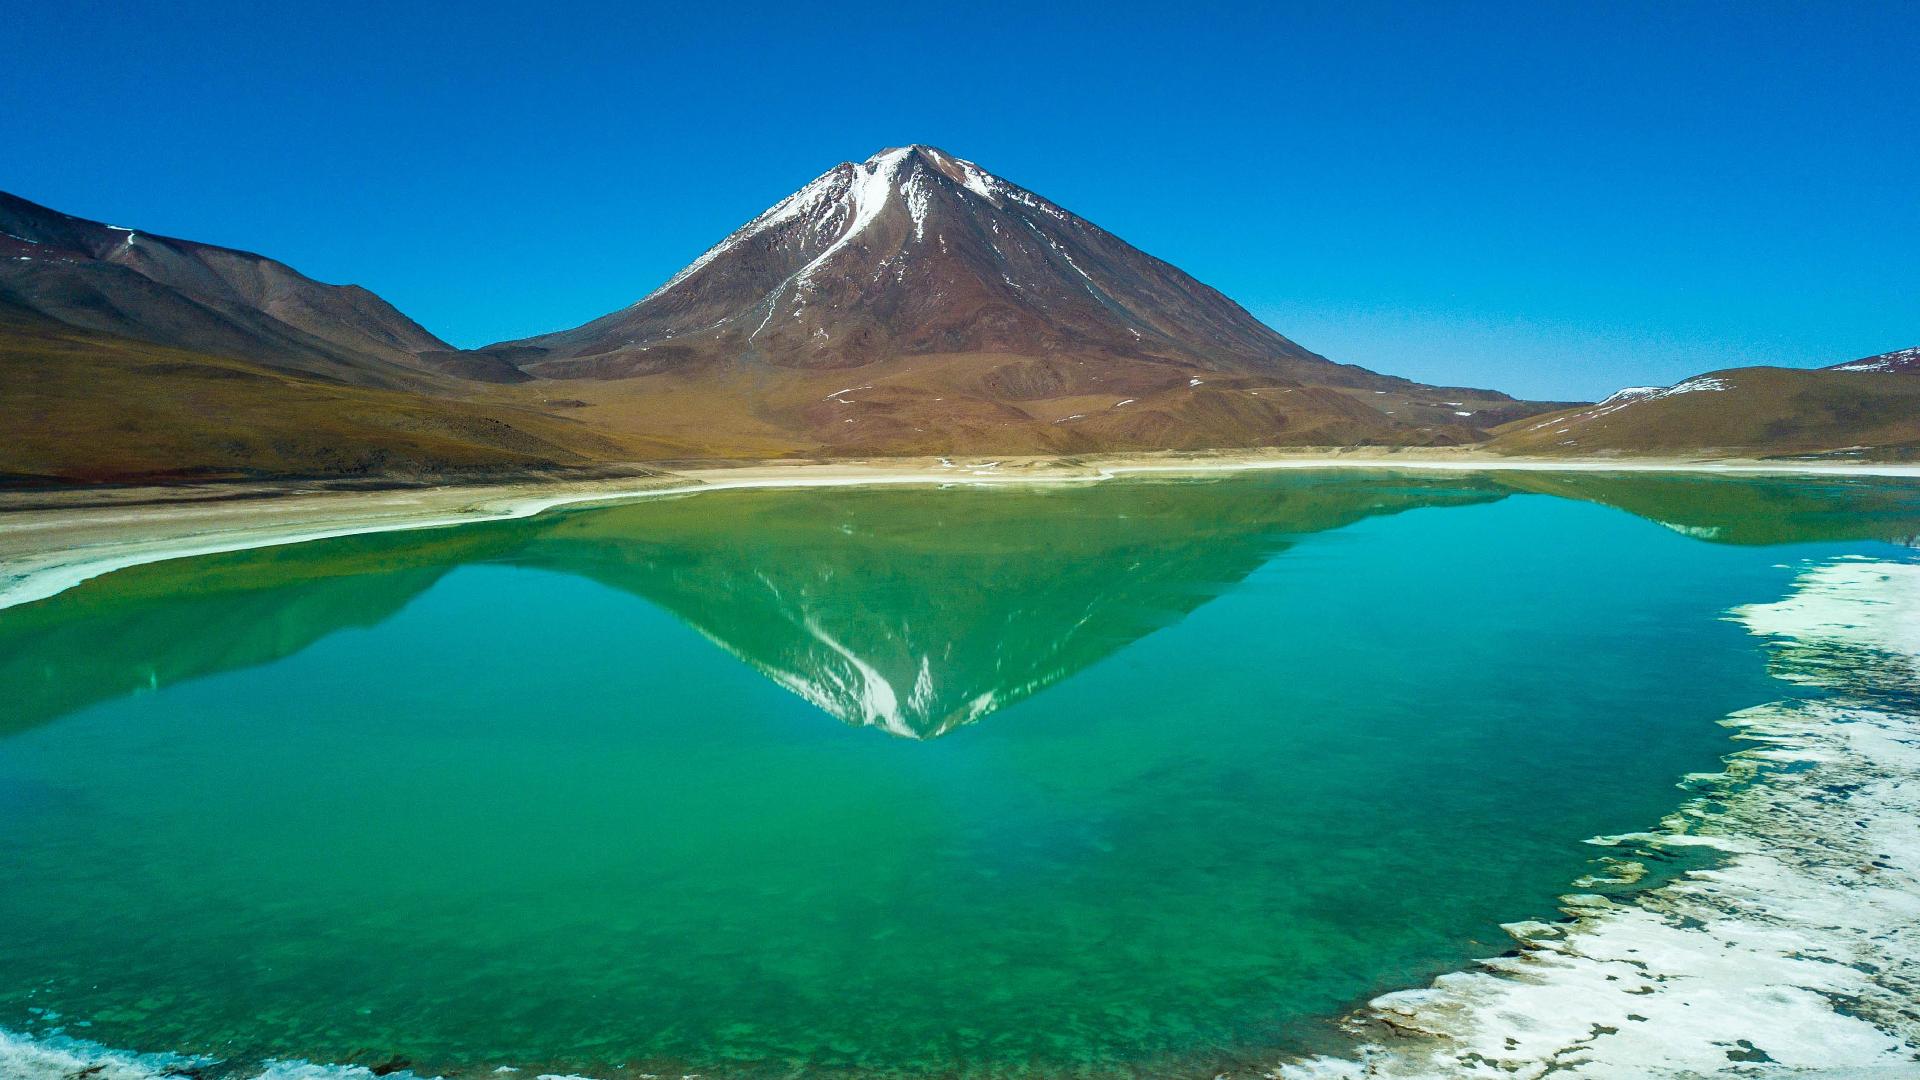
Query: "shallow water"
1 472 1915 1078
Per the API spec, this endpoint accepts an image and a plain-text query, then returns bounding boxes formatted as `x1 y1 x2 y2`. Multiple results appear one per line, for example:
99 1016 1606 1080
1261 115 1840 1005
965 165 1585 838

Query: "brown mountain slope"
1489 347 1920 459
491 146 1569 454
0 303 629 485
0 190 526 385
3 151 1591 480
501 145 1346 379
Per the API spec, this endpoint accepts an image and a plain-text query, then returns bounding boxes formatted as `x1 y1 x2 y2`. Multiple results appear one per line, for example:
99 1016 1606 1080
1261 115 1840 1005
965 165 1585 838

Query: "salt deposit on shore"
1277 559 1920 1079
5 452 1919 615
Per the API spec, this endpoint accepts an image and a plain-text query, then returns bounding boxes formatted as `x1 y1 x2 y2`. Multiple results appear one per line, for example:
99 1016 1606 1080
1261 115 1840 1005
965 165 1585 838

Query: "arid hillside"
0 304 631 485
25 154 1918 481
1489 348 1920 460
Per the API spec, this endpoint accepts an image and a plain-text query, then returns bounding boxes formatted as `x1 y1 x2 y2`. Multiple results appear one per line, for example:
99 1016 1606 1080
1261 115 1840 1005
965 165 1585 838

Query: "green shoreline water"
2 472 1917 1078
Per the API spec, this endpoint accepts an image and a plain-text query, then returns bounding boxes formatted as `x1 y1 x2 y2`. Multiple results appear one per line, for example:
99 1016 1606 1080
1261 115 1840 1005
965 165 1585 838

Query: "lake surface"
2 471 1916 1078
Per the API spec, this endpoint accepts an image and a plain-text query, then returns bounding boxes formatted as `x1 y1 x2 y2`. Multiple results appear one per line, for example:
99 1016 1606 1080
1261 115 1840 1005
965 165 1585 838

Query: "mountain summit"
490 145 1560 452
504 145 1336 379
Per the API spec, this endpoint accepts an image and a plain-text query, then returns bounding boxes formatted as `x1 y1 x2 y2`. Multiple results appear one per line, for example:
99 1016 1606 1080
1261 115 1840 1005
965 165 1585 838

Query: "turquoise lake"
2 471 1917 1078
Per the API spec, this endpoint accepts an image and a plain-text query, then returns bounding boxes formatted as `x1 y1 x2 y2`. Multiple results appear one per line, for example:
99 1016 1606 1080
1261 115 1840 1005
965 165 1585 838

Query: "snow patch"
1834 346 1919 373
792 148 912 290
1659 376 1732 396
901 167 932 243
919 146 1067 223
1526 378 1734 432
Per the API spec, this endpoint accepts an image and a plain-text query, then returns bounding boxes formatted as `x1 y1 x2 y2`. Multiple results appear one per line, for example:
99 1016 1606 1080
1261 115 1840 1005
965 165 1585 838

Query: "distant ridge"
0 193 623 484
1490 344 1920 459
0 191 526 385
1827 345 1920 375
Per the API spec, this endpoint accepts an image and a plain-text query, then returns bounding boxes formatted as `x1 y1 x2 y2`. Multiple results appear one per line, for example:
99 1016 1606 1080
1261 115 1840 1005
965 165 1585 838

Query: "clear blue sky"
6 1 1914 400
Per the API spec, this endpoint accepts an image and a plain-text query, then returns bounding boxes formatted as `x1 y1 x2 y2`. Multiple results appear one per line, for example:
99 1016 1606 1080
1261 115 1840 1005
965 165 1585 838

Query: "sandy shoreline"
4 448 1920 614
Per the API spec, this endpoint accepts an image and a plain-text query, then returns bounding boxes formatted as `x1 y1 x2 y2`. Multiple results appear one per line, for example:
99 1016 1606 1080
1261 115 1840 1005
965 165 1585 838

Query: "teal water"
1 472 1916 1078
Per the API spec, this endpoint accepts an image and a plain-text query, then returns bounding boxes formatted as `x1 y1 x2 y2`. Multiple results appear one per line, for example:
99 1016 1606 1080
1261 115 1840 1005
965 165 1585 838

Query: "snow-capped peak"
862 145 923 167
791 148 912 289
634 148 927 307
598 142 1111 353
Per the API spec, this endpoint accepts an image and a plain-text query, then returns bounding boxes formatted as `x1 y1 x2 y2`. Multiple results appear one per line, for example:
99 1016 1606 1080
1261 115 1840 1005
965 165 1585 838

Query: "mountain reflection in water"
3 471 1915 739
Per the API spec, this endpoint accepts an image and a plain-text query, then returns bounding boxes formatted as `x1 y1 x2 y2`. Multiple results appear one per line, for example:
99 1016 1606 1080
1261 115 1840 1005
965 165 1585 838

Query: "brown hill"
1489 346 1920 460
0 302 629 485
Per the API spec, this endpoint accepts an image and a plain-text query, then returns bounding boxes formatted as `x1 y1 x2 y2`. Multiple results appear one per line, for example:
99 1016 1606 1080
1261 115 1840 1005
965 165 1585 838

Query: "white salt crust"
1276 558 1920 1079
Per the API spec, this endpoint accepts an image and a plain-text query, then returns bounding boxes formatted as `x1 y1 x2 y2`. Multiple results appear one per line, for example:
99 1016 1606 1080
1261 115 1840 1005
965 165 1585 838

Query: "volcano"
489 145 1566 454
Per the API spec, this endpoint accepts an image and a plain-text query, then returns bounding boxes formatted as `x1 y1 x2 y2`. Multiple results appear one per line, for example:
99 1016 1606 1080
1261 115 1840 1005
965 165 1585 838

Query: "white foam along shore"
0 1028 409 1080
2 514 1920 1078
1276 558 1920 1080
3 453 1920 616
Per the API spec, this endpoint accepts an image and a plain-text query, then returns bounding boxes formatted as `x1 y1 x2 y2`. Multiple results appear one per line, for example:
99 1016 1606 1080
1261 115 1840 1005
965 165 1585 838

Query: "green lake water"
2 471 1917 1078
